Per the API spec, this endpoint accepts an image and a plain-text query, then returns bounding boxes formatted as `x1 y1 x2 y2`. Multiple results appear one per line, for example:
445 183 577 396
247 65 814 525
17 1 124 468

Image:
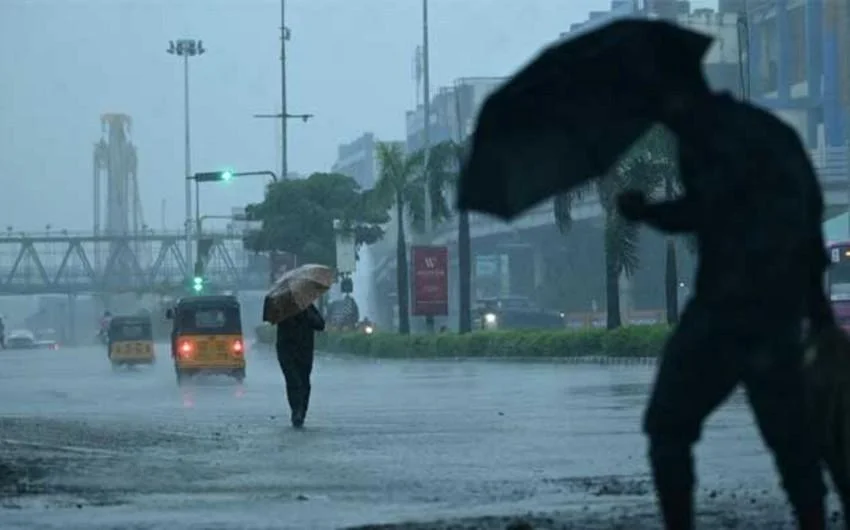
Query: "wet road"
0 344 831 529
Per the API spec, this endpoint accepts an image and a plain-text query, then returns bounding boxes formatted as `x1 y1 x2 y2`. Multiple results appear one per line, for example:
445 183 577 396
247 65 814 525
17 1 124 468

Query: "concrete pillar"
67 294 76 346
499 254 510 297
823 14 844 147
776 0 791 102
805 0 823 147
532 247 545 292
749 13 763 96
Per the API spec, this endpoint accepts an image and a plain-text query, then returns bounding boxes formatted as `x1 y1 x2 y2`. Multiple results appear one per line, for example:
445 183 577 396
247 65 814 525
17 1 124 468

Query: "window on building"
788 6 806 86
760 19 778 93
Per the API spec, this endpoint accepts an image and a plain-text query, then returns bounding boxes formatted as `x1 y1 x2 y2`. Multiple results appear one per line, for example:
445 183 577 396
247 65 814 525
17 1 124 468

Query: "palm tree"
417 140 472 333
639 128 680 324
554 131 669 329
448 141 473 334
375 142 425 335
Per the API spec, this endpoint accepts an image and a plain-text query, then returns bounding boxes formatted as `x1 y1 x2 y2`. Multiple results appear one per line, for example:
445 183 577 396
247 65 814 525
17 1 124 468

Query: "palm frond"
405 180 427 233
552 183 591 234
605 210 641 278
374 142 405 201
596 173 623 210
403 148 426 178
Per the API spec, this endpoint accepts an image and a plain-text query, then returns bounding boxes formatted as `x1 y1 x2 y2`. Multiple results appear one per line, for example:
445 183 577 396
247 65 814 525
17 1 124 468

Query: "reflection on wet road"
0 345 804 529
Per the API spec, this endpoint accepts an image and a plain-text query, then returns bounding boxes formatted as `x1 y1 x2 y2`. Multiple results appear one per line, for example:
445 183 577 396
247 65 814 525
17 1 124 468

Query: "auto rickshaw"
107 315 155 367
166 295 245 384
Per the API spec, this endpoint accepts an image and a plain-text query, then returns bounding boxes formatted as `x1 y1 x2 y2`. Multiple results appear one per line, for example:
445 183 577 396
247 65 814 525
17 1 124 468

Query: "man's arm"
305 305 326 331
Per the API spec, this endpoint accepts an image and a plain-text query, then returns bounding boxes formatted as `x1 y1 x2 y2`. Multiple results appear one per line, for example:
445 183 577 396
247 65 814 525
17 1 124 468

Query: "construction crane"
93 114 146 274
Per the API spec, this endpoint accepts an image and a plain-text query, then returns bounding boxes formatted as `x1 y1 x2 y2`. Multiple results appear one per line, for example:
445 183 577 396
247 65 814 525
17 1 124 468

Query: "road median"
254 324 669 359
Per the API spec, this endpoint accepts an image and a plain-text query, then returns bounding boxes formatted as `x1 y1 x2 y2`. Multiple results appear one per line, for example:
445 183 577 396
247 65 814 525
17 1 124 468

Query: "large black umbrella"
456 18 713 220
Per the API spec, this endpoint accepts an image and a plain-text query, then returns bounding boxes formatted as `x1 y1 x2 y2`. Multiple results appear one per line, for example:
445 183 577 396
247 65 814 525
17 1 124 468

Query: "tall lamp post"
254 0 313 180
421 0 432 238
167 38 205 276
417 0 435 333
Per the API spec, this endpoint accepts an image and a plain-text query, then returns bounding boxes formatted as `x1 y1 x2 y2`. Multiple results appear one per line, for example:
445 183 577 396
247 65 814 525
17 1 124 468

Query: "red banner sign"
411 245 449 316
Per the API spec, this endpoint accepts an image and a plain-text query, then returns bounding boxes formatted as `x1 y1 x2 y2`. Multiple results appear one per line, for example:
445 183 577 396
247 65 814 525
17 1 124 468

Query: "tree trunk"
663 173 678 325
396 197 411 335
458 210 472 334
665 238 679 325
605 245 621 330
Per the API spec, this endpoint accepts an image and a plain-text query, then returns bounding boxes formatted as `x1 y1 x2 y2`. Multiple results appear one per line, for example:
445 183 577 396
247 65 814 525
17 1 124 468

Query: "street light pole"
253 0 313 180
422 0 432 237
281 0 288 179
421 0 435 334
195 177 201 264
167 38 205 277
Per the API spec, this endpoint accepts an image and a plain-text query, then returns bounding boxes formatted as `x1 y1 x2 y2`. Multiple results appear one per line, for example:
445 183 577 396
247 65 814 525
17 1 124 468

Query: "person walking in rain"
276 303 325 428
618 86 832 529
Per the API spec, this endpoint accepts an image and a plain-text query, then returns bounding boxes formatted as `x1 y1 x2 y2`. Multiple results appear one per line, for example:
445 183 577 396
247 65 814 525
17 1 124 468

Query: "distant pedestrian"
0 316 5 349
275 303 325 428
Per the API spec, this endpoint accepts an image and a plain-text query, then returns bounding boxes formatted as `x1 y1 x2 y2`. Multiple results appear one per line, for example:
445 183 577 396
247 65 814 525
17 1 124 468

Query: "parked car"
5 329 59 350
473 296 565 331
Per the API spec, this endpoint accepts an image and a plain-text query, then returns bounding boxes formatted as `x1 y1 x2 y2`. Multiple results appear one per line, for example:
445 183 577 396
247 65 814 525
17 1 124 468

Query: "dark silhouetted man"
618 89 829 529
276 303 325 428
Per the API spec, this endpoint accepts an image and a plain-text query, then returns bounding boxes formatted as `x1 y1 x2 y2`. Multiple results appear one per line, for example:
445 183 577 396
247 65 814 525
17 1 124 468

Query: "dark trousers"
644 303 826 525
276 349 314 415
809 366 850 527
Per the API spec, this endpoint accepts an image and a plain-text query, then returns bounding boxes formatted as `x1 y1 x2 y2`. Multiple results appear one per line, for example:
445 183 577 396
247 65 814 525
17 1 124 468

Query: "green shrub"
251 324 671 359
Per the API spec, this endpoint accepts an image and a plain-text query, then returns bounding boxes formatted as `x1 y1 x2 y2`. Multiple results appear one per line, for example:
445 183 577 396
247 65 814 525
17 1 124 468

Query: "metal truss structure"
0 232 268 296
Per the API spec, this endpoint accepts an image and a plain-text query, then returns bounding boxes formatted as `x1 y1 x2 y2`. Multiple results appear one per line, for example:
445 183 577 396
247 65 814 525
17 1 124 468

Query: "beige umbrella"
262 264 335 324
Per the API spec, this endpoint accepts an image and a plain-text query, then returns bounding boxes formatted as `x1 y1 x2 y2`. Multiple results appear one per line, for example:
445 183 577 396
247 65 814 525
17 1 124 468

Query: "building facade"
404 77 504 154
727 0 850 214
736 0 849 149
331 133 403 190
331 132 378 190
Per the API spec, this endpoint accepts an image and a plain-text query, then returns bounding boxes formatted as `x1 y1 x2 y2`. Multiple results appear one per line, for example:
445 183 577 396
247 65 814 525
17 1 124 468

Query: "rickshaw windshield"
110 322 152 341
177 306 241 334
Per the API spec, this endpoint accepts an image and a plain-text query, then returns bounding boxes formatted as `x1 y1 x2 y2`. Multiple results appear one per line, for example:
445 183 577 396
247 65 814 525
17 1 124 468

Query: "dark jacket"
276 304 325 356
637 93 830 326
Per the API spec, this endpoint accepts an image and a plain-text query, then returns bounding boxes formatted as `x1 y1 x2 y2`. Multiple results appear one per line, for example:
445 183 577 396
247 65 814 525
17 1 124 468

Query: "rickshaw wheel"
232 369 245 383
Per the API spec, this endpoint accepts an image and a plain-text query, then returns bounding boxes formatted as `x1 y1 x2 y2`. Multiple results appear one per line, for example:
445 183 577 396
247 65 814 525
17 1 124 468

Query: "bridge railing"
0 232 270 295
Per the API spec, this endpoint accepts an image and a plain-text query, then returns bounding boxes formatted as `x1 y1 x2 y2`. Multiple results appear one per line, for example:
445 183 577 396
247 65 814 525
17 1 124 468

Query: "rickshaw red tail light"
178 340 194 359
231 339 244 355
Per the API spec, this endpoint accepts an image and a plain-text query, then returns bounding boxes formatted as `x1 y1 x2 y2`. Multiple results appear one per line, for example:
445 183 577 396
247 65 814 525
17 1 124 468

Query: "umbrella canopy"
262 264 335 324
457 18 713 220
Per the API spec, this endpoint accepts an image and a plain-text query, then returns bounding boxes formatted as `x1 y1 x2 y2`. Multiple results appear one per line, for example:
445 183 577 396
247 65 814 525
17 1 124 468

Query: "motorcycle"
357 320 375 335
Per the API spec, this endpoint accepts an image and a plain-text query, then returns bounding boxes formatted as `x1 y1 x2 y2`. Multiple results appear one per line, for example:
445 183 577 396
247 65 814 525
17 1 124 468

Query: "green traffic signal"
192 276 204 292
194 170 236 183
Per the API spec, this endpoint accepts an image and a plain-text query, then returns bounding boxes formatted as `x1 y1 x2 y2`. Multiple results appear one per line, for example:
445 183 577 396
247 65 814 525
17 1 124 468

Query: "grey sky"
1 0 612 232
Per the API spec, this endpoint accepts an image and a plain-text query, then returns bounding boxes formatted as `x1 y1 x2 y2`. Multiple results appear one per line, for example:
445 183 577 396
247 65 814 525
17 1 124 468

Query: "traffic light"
192 276 204 293
194 170 236 183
